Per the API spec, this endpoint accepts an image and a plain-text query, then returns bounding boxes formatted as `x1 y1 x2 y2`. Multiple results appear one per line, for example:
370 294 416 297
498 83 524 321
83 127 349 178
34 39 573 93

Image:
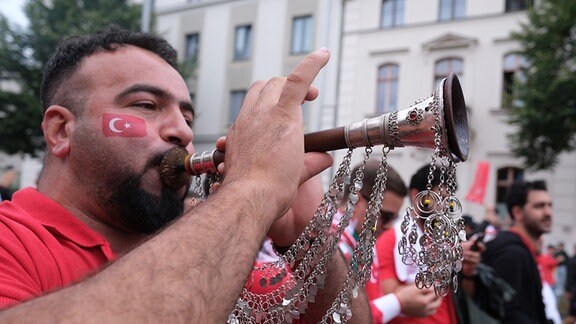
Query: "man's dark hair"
409 164 443 191
462 214 477 229
343 159 407 202
41 25 179 113
504 180 547 219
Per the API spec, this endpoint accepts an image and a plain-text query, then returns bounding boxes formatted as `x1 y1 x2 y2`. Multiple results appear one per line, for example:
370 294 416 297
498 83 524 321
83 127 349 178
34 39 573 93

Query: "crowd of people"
1 26 575 324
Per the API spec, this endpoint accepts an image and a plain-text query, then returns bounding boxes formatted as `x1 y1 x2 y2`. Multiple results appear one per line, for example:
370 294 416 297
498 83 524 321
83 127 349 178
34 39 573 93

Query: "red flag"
102 113 147 137
465 161 490 205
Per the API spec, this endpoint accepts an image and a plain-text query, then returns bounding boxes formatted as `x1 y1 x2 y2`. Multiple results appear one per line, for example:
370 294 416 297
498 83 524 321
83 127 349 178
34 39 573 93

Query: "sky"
0 0 29 27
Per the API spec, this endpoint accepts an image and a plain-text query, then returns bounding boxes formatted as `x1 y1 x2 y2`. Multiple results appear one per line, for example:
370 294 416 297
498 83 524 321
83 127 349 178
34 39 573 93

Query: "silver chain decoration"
321 146 391 323
397 90 465 297
228 149 354 323
224 144 393 324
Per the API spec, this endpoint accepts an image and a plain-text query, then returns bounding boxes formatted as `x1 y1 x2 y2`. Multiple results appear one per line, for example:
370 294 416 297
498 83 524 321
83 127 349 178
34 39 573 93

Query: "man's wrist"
372 293 401 322
218 179 284 224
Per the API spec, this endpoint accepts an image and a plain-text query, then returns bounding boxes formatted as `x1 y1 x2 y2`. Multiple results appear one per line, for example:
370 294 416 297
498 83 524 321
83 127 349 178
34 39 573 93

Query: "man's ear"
511 205 523 222
409 188 419 201
42 105 75 157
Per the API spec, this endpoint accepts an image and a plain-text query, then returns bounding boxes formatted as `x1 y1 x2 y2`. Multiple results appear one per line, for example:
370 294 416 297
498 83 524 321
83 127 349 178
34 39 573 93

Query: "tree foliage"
0 0 142 156
508 0 576 170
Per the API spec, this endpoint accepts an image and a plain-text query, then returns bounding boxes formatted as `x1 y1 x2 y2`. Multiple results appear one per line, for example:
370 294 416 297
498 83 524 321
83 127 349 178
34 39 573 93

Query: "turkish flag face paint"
102 113 147 137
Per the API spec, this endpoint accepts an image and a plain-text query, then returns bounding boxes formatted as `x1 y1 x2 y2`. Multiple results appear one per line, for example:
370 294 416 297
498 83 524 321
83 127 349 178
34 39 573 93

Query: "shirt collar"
509 227 537 258
11 188 115 259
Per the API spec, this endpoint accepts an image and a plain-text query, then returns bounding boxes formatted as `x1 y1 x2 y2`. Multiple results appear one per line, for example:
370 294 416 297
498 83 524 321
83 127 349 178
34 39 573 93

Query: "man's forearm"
302 251 372 323
0 182 276 322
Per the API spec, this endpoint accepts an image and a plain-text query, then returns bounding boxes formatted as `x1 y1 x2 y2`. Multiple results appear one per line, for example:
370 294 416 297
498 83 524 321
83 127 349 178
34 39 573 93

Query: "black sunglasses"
359 192 397 224
379 210 397 223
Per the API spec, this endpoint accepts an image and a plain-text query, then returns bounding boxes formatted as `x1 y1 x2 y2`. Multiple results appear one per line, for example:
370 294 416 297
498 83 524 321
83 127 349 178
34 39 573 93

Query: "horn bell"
342 73 468 162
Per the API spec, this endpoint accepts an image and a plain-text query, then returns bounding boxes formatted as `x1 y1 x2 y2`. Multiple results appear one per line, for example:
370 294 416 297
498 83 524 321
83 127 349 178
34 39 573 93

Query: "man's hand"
213 142 332 247
221 48 331 221
267 152 332 246
395 284 442 317
461 239 483 277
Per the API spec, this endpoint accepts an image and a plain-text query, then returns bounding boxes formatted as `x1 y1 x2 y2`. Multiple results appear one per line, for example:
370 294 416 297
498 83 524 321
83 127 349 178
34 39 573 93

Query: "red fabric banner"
102 113 147 137
465 161 490 205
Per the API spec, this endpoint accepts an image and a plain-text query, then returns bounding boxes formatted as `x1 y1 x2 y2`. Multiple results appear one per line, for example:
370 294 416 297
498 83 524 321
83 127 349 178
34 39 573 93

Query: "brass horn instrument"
160 73 468 189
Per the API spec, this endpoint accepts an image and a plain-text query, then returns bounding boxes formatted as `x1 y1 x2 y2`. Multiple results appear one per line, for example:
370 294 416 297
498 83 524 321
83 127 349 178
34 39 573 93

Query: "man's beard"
525 215 552 238
106 155 187 234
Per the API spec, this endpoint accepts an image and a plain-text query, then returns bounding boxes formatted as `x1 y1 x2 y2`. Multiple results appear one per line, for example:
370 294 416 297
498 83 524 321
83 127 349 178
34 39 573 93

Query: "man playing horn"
0 26 370 322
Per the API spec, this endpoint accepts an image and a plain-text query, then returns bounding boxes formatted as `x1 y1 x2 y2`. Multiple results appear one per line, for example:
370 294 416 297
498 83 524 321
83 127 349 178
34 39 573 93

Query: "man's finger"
300 152 333 185
304 85 320 102
277 48 330 110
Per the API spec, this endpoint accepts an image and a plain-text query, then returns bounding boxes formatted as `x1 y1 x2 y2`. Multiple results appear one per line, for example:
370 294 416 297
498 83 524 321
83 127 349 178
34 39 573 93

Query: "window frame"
376 63 400 114
502 52 527 108
228 90 247 126
233 24 252 61
184 32 200 61
505 0 531 12
438 0 466 21
495 166 524 219
434 57 464 89
380 0 405 28
291 15 313 55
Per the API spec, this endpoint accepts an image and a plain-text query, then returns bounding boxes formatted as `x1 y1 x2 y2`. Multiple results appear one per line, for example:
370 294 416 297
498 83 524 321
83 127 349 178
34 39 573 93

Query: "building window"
234 25 252 60
439 0 466 21
291 15 313 55
376 64 399 114
502 53 527 108
434 58 464 89
505 0 531 12
184 33 200 61
495 166 524 218
228 90 247 126
381 0 404 28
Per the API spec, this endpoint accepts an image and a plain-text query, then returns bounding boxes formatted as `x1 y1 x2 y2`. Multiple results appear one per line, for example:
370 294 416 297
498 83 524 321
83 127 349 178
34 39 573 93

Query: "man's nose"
159 109 193 146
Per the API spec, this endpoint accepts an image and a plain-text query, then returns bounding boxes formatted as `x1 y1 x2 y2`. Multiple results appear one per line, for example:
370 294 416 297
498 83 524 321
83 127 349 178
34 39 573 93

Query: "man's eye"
134 102 156 109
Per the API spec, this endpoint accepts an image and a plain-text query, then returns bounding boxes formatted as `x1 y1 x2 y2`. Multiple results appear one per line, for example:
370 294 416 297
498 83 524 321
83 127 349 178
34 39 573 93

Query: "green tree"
0 0 142 156
508 0 576 170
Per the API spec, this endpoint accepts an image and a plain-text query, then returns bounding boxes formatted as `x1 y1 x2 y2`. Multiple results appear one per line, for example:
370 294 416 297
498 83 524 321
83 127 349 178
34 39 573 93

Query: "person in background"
482 180 552 323
555 242 569 299
475 205 501 243
0 165 17 201
539 244 559 292
462 214 478 238
337 159 407 258
564 243 576 324
536 240 562 324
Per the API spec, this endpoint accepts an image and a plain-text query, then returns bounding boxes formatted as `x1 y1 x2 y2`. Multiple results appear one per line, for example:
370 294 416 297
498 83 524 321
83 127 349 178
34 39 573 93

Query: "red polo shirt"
0 188 116 308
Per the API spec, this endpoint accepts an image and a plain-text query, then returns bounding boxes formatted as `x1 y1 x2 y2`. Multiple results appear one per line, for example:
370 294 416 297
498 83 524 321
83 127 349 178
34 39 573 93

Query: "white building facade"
155 0 575 248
